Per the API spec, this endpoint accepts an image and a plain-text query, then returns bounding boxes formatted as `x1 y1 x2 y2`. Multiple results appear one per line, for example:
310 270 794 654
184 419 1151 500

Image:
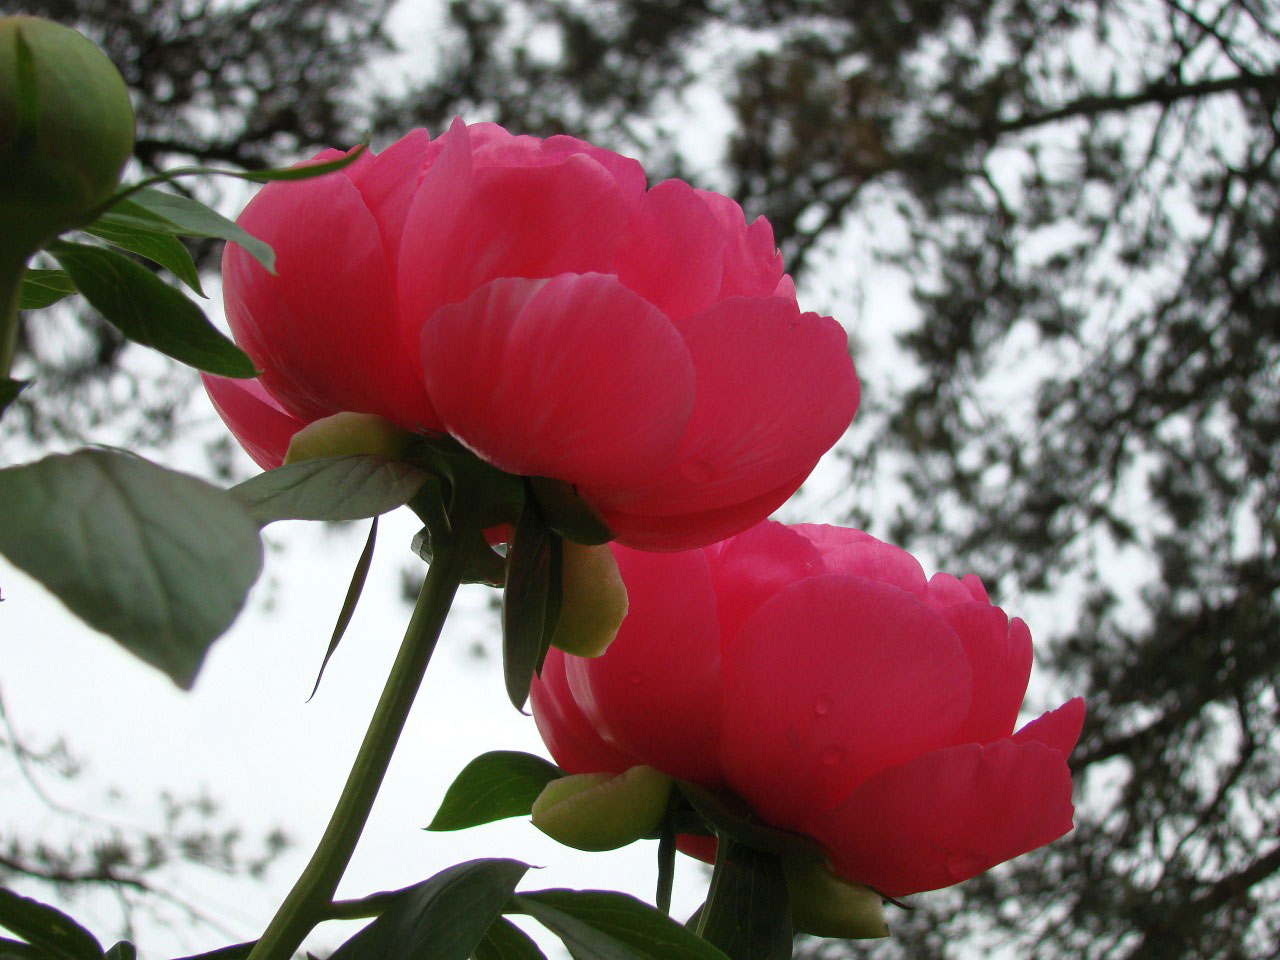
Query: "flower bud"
783 858 888 939
551 541 628 658
283 411 417 465
0 16 135 257
531 765 671 851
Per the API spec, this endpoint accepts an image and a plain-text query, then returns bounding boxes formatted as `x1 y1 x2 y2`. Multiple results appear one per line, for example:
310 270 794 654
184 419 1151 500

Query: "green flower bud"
284 411 417 464
532 765 672 852
0 16 135 258
551 540 628 658
783 858 888 939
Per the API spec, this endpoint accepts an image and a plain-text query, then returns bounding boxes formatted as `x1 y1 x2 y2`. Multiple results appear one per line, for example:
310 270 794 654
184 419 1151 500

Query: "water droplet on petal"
820 745 843 767
813 695 832 716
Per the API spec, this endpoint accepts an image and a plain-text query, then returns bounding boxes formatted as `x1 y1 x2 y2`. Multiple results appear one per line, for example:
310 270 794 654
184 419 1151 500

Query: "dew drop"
820 745 843 767
813 695 833 717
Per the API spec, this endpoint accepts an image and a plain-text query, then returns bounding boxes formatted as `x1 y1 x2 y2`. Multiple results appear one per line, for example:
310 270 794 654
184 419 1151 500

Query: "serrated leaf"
427 750 563 832
18 269 76 309
0 450 264 689
85 200 204 295
48 240 255 378
475 917 548 960
230 455 430 526
510 890 731 960
308 517 377 700
503 502 563 711
124 188 276 274
327 859 531 960
0 889 104 960
695 842 792 960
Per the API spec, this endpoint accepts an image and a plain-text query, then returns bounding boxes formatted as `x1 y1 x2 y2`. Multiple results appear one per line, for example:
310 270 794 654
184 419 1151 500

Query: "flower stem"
0 251 25 380
246 494 481 960
655 801 677 915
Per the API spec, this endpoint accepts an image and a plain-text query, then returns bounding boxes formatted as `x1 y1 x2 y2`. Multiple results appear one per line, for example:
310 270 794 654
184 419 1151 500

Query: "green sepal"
502 498 564 711
532 766 673 852
678 783 827 863
230 455 431 526
696 841 793 960
307 516 378 701
474 917 548 960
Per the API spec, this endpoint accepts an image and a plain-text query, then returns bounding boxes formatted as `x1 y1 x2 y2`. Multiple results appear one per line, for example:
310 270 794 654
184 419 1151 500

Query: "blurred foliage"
6 0 1279 957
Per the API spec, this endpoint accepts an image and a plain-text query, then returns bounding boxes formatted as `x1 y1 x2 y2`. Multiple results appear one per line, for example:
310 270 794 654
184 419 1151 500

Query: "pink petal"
346 129 434 266
473 130 648 203
596 461 813 551
791 523 877 553
1013 697 1086 756
810 739 1076 897
926 572 972 605
202 374 306 470
595 296 858 518
531 648 638 775
703 520 823 646
963 572 990 602
694 190 785 299
397 118 637 332
816 537 929 599
421 273 695 489
562 545 724 784
611 180 724 320
223 169 436 430
720 575 972 831
942 605 1033 744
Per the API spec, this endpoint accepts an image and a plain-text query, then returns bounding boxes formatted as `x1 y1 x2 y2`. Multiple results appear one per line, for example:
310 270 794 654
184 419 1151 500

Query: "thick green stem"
0 252 25 379
246 497 480 960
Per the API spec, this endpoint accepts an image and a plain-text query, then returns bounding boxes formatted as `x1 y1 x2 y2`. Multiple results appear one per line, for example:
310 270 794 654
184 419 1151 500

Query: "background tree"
6 1 1278 957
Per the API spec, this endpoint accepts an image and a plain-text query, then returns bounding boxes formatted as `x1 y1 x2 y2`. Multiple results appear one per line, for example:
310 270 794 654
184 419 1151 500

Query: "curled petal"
695 190 785 299
202 374 305 470
942 605 1032 744
422 273 696 490
810 740 1076 897
721 575 972 830
1013 697 1086 756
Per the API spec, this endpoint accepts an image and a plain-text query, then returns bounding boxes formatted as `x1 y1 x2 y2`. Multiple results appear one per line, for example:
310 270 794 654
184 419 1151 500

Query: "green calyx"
532 765 673 852
783 859 888 939
0 16 135 259
284 412 417 465
550 540 628 658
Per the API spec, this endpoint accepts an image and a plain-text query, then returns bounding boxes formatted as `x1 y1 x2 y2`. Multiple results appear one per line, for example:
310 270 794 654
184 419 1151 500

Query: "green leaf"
427 750 563 832
308 516 378 700
510 890 731 960
84 200 204 295
18 269 76 309
696 842 792 960
170 943 255 960
0 450 264 689
0 889 103 960
125 187 275 274
47 241 255 378
0 938 45 960
0 379 28 417
327 859 531 960
230 455 431 526
502 501 564 711
475 917 548 960
103 944 136 960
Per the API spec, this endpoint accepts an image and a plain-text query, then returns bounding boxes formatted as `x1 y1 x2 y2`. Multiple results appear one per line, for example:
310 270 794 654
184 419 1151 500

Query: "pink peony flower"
204 119 858 549
530 520 1084 897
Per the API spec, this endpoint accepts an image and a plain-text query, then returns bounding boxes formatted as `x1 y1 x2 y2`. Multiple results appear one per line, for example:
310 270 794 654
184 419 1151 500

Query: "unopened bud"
551 541 628 658
0 16 135 257
783 858 888 939
532 765 672 852
284 411 416 464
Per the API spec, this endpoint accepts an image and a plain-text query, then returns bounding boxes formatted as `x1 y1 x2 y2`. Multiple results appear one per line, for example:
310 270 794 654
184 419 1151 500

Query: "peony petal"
926 571 972 606
202 374 306 470
791 523 877 553
1013 697 1086 756
562 545 724 784
346 128 434 266
422 273 695 490
809 739 1076 897
531 648 638 775
612 180 724 320
704 520 823 646
397 118 637 331
224 168 436 430
720 575 972 831
695 190 785 299
939 605 1033 744
596 297 858 518
596 462 813 551
816 537 928 599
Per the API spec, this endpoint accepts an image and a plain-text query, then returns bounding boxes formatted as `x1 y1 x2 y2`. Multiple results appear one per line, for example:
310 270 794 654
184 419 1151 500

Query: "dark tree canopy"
7 0 1279 957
